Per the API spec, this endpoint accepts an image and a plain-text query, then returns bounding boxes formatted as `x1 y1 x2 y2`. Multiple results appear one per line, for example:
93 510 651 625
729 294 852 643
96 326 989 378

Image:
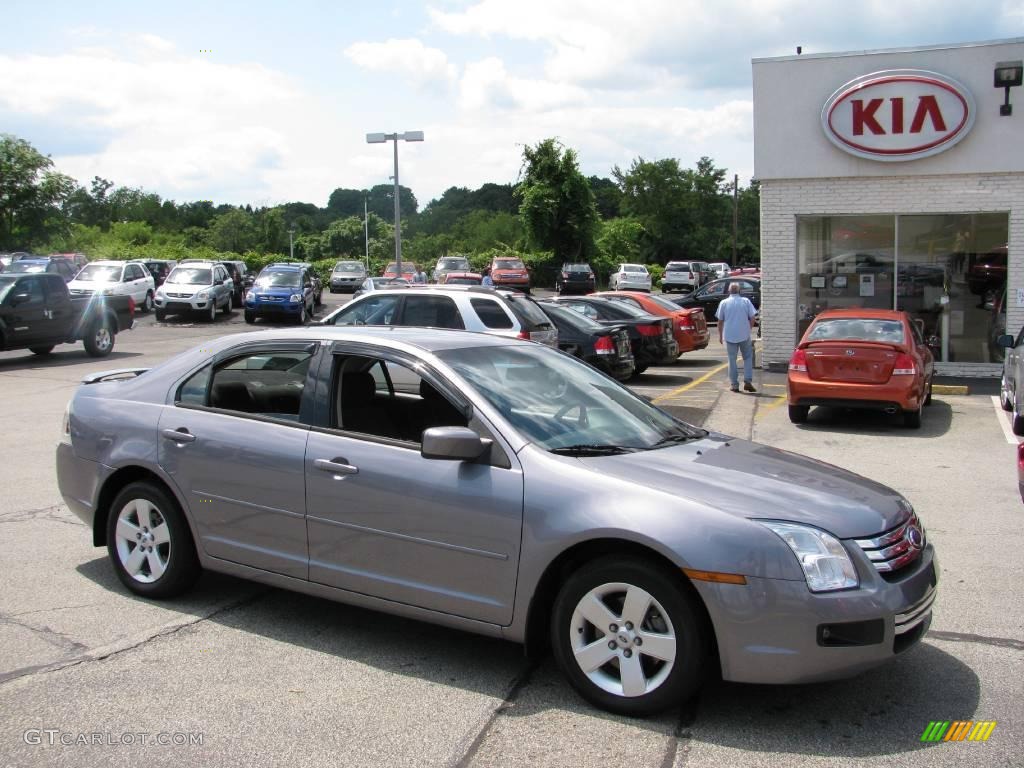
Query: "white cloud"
459 57 590 111
344 38 457 89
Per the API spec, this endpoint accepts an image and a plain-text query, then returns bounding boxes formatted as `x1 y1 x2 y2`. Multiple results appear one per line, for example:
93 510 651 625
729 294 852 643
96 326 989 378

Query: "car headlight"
101 287 115 296
196 289 210 299
758 521 859 592
290 293 302 303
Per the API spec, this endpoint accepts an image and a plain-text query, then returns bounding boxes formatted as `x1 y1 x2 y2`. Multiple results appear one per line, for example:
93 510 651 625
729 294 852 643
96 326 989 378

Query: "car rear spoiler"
80 368 150 385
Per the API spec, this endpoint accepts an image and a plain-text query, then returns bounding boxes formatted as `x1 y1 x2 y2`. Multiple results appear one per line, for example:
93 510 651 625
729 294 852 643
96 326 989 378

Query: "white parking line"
991 396 1018 444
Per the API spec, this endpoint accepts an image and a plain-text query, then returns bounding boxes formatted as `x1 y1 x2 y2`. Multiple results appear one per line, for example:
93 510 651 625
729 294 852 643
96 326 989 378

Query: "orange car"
594 291 710 353
787 308 934 428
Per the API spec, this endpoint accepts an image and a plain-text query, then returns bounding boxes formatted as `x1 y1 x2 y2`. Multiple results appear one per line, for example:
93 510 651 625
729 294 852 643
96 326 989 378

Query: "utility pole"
732 174 739 265
364 198 369 271
288 228 295 261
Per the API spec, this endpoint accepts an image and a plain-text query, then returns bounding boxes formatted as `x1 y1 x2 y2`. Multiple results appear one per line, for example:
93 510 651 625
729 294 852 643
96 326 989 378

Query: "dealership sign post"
822 70 976 161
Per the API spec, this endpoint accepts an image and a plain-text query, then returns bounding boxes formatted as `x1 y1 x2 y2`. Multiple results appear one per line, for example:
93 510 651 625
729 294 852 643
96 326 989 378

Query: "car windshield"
76 264 120 282
334 263 363 273
4 262 46 273
439 258 470 269
166 267 212 285
257 271 301 288
807 318 905 344
495 259 525 270
437 345 703 452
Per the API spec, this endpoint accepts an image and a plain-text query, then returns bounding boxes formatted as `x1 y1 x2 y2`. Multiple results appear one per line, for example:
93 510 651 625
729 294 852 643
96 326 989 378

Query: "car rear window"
807 318 905 344
504 295 553 330
470 298 514 329
623 265 647 273
565 264 592 273
539 302 605 332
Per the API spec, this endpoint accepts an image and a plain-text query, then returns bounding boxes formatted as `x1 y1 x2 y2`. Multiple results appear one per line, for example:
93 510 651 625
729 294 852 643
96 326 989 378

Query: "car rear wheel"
107 481 200 599
1013 398 1024 436
788 404 809 423
924 377 933 406
154 308 166 322
551 557 708 716
29 345 55 355
142 292 154 313
83 318 114 357
904 402 922 429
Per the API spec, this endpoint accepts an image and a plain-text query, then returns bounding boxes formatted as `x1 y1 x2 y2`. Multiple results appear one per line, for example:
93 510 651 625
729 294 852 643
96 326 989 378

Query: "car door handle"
161 428 196 443
314 458 359 475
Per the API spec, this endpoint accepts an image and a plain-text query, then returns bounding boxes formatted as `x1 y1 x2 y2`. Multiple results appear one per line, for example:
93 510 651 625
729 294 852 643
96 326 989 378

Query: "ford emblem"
906 525 924 550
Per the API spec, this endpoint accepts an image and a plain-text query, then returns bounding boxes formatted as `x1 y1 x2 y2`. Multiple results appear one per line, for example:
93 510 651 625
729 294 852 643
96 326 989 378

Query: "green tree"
613 157 693 263
0 134 76 248
595 218 646 285
366 184 417 223
588 175 622 219
516 138 598 261
207 208 258 253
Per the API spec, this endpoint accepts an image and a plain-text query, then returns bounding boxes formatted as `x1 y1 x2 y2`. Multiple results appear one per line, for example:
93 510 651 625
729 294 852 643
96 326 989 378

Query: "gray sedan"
56 327 937 716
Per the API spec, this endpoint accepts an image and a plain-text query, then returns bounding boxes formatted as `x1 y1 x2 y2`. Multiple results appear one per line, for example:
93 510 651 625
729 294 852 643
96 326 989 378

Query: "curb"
932 384 969 396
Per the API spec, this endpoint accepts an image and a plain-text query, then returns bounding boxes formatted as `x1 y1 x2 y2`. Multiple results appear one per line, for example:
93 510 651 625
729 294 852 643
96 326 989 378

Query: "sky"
2 1 1022 210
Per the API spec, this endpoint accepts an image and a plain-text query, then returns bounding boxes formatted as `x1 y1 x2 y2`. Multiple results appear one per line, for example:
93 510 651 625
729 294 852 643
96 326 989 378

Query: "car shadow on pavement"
0 350 143 371
792 400 954 437
691 642 979 758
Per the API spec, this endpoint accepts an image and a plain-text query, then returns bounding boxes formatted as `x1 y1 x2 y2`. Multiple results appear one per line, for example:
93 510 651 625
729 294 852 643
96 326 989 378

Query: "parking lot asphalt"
0 291 1021 768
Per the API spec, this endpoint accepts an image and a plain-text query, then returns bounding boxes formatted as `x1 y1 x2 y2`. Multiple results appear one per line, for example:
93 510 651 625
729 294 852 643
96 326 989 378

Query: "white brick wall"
760 172 1024 373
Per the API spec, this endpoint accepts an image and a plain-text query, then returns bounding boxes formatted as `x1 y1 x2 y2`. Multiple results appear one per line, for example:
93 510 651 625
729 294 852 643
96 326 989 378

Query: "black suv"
555 263 596 295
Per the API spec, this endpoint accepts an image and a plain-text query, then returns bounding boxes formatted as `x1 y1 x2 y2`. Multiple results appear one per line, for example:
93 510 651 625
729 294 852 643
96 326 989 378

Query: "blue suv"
244 264 315 324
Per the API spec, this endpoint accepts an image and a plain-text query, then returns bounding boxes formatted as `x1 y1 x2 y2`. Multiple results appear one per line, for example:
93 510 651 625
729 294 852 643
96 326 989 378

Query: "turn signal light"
594 336 615 355
789 349 808 372
893 354 917 375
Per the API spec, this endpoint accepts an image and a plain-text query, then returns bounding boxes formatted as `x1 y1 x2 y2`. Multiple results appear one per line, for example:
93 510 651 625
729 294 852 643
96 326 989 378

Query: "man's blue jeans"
726 339 754 387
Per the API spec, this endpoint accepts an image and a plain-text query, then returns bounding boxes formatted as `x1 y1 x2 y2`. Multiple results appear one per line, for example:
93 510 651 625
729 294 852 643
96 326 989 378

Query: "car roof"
172 261 217 268
814 308 906 321
352 285 523 299
263 264 303 272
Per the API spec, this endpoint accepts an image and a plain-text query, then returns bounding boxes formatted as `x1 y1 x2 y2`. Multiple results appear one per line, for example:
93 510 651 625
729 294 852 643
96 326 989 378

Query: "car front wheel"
551 557 708 716
106 481 200 599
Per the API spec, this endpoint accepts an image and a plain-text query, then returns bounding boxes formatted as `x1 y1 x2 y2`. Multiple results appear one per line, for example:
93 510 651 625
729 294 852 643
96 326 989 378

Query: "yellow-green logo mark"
921 721 997 742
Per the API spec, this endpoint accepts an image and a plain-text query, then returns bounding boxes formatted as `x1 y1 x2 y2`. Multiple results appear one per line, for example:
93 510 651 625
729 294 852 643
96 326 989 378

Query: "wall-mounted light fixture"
994 60 1022 116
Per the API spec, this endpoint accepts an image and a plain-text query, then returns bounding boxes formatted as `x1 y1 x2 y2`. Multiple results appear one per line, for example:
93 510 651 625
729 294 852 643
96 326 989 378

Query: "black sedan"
551 296 678 374
671 277 761 318
555 263 596 295
536 301 635 380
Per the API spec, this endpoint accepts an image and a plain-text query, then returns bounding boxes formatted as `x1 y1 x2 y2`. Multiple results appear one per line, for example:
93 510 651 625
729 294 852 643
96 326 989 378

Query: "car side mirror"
997 334 1015 349
421 426 490 461
223 279 232 286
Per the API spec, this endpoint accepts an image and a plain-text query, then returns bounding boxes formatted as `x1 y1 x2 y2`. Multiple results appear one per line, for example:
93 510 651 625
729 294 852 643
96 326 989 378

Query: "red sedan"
787 308 934 428
593 291 710 353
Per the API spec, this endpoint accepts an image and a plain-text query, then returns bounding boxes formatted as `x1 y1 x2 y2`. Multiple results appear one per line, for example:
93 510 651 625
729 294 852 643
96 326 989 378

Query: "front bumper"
330 278 362 291
696 544 938 684
247 296 304 317
155 295 214 314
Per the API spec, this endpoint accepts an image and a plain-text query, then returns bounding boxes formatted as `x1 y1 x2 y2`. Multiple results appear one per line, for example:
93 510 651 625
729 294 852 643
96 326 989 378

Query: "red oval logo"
821 70 975 161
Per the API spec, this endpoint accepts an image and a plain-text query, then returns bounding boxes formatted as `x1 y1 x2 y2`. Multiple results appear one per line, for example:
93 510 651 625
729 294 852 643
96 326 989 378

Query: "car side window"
179 351 312 421
16 276 45 305
702 282 725 296
564 301 598 320
331 355 467 444
470 298 514 329
399 296 465 329
332 295 401 326
615 296 643 309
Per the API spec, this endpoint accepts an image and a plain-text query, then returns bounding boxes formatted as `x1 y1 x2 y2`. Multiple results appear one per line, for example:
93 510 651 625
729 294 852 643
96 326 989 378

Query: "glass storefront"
797 213 1009 363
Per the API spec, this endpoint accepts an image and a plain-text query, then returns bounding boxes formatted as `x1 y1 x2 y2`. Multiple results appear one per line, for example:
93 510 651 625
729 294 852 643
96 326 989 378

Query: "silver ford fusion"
56 327 937 716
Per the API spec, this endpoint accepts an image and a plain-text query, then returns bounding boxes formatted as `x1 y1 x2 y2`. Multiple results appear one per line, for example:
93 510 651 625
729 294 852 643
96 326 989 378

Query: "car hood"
581 434 908 538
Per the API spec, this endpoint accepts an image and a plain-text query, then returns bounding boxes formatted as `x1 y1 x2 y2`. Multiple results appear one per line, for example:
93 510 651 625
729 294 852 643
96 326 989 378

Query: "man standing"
716 282 758 393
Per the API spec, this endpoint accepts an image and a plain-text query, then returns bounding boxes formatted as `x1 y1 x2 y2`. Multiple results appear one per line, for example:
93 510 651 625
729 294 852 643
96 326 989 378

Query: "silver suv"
154 261 234 322
431 255 472 283
320 285 558 346
329 260 367 293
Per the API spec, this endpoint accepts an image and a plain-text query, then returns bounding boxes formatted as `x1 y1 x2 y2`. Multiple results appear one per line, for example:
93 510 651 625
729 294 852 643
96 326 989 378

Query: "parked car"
552 296 678 373
1018 443 1024 503
383 261 417 281
329 261 368 293
660 261 705 293
321 286 557 347
275 262 323 306
555 263 596 295
707 262 731 279
671 277 762 319
2 257 79 282
595 291 710 354
997 324 1024 434
536 300 635 380
154 262 234 322
608 264 651 292
787 309 934 428
68 260 156 313
56 325 937 716
438 271 482 286
244 264 316 325
352 277 410 298
0 272 134 357
51 252 90 270
221 260 253 307
489 257 531 293
431 256 472 283
142 260 177 288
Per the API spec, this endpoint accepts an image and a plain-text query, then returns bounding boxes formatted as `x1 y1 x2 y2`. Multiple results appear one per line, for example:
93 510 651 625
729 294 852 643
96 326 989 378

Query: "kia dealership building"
753 38 1023 375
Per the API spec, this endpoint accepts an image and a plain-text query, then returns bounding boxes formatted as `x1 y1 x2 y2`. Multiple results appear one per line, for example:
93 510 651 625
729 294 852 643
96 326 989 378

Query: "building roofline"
752 37 1024 65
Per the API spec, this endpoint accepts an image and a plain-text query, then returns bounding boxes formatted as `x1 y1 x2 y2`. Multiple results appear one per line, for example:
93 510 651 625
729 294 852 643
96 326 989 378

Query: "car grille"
165 292 193 299
70 288 95 296
894 587 936 636
853 513 925 575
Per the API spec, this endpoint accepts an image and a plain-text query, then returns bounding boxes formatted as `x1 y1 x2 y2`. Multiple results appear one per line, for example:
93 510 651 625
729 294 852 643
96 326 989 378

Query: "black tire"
29 345 55 355
221 295 233 315
142 292 154 313
550 557 709 716
244 311 256 324
232 291 243 308
1013 400 1024 436
788 405 809 423
154 308 166 322
83 317 114 357
903 404 922 429
106 481 200 599
924 377 933 406
298 305 307 325
207 301 217 322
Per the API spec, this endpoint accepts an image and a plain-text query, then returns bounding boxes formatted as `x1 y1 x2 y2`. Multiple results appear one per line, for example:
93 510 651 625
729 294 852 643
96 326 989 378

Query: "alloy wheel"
114 498 170 584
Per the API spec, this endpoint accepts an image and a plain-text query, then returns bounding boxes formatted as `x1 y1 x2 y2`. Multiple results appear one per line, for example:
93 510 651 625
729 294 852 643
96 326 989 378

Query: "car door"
304 345 524 625
42 275 75 341
3 276 50 346
122 264 143 303
158 343 318 579
214 265 230 306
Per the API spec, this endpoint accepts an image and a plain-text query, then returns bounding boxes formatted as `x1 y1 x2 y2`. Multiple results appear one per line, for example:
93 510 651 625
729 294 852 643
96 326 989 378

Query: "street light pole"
288 227 295 261
366 131 424 277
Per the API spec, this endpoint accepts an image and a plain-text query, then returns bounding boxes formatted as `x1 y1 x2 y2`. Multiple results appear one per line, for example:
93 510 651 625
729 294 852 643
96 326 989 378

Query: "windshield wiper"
549 444 639 456
651 431 702 448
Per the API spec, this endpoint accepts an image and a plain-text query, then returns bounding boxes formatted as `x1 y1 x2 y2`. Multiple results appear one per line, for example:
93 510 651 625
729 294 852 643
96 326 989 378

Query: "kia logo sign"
822 70 975 161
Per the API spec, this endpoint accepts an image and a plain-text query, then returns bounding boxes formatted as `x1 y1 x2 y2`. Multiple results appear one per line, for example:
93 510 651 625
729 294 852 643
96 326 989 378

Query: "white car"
708 262 731 279
154 262 235 322
609 263 652 292
68 260 156 313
